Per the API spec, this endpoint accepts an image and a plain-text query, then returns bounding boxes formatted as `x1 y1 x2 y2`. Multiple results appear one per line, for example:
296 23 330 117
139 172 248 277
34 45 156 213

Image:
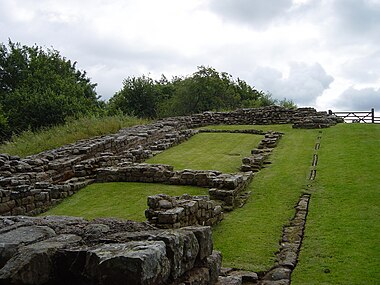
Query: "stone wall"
145 194 224 229
0 106 343 284
0 216 221 285
1 106 341 218
240 131 283 172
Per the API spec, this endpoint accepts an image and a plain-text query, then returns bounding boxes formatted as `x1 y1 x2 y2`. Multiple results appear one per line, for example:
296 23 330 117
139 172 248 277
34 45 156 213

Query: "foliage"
0 115 149 157
109 66 297 118
42 182 207 221
108 75 160 118
0 40 102 142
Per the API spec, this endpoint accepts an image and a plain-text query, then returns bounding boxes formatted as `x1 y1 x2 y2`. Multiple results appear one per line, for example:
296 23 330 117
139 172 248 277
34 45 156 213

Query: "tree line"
0 41 295 142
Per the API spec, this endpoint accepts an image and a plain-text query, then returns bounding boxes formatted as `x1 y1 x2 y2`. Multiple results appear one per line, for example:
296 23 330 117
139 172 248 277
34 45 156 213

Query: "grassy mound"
20 122 380 283
292 124 380 285
0 115 149 157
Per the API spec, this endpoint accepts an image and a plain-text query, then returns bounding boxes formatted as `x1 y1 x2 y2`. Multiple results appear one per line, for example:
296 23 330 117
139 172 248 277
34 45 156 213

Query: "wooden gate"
328 108 380 123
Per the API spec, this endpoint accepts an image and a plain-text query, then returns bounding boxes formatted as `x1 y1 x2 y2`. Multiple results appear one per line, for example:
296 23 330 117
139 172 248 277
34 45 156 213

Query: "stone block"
182 226 213 262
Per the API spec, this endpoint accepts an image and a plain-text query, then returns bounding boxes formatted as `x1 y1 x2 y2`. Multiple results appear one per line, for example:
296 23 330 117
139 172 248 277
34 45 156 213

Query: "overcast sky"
1 0 379 112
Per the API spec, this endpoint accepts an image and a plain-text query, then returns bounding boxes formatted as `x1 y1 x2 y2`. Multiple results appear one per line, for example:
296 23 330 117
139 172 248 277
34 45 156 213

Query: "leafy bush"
0 40 102 142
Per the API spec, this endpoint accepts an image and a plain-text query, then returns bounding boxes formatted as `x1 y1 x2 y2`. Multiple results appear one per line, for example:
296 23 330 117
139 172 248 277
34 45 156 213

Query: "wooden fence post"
371 108 375 123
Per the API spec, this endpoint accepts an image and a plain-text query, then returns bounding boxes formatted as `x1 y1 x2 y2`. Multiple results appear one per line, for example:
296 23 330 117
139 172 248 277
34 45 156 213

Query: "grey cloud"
334 87 380 110
332 0 380 37
341 50 380 83
250 63 334 107
208 0 293 28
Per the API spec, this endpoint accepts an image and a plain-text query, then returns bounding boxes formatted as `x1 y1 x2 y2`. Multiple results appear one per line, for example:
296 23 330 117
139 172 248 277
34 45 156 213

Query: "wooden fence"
328 108 380 123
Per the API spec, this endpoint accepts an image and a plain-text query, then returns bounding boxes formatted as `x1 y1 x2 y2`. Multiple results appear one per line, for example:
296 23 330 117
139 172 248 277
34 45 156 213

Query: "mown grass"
292 124 380 285
30 122 379 282
206 125 319 271
0 115 149 157
42 182 207 221
147 132 263 173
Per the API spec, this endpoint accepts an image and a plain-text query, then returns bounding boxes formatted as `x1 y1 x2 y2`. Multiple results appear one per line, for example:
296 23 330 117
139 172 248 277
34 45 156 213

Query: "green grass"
292 124 380 285
42 182 207 221
147 132 263 173
34 123 380 282
211 125 319 271
0 115 149 157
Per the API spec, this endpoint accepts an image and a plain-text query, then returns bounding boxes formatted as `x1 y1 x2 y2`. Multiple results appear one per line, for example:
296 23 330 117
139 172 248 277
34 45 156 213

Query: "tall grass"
0 115 149 157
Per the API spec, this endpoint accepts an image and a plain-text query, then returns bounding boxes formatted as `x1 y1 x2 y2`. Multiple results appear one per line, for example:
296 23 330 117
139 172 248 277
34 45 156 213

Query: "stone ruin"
145 194 223 229
0 216 221 285
0 106 342 284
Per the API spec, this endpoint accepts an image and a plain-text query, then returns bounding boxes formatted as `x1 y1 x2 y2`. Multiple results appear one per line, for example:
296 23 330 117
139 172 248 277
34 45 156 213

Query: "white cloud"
0 0 379 111
250 63 334 107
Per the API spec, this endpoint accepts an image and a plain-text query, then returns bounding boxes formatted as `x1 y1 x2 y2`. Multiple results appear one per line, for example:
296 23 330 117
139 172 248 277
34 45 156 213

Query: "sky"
1 0 380 112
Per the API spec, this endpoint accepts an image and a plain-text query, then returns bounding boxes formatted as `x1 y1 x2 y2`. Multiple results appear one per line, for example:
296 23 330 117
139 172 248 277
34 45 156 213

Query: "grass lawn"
147 132 263 173
39 123 379 283
209 125 319 271
42 182 207 221
292 124 380 285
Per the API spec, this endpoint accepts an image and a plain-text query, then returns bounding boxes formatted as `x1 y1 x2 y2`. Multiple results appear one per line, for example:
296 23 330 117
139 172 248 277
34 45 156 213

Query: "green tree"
109 66 297 119
0 40 101 142
0 104 10 139
108 75 161 118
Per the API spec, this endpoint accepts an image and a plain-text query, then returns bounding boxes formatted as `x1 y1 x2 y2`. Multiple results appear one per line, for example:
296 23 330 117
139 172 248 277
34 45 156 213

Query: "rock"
156 229 200 279
182 226 213 262
260 280 290 285
0 234 81 285
205 251 222 284
105 229 201 280
263 267 291 281
216 275 242 285
229 270 258 283
73 241 171 285
0 225 56 267
177 267 210 285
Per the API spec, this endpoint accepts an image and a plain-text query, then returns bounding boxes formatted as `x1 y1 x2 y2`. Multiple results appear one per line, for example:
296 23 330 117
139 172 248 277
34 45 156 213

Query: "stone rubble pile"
292 108 343 129
145 194 224 229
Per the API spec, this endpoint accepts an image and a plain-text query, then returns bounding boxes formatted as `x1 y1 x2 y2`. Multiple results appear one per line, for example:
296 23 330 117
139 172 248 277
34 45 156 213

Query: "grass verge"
0 115 149 157
147 132 263 173
42 182 207 221
209 125 318 271
292 124 380 285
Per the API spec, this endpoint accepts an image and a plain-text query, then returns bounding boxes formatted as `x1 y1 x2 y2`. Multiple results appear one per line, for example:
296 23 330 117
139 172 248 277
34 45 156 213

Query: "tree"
0 40 101 142
108 75 161 118
109 66 297 119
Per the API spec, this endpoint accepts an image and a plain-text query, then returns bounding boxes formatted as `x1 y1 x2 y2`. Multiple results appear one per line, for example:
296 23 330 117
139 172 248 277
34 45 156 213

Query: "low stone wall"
145 194 224 229
0 106 343 284
0 106 340 218
0 216 221 285
240 131 283 172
